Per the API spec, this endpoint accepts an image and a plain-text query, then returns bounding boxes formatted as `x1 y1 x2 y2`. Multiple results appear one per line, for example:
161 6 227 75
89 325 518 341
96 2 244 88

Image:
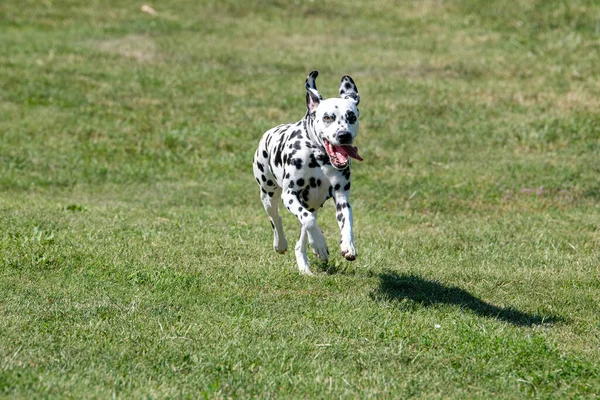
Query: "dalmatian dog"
253 71 363 275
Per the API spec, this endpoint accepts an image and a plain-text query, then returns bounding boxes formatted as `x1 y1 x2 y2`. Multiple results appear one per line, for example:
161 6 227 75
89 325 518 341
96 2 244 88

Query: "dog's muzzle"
336 130 353 145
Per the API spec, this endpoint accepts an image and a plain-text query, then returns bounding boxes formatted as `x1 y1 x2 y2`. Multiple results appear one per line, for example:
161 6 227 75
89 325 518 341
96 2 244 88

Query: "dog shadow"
372 272 562 327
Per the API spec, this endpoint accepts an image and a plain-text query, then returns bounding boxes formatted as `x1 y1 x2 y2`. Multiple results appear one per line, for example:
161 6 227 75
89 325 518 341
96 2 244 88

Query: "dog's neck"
303 112 325 151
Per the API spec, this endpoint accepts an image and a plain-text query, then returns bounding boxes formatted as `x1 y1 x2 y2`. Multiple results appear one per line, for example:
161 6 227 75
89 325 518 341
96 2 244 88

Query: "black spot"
285 173 290 179
345 82 352 90
268 192 274 197
289 199 293 204
261 175 266 182
317 179 321 186
298 207 302 212
305 141 313 148
346 110 357 124
309 177 316 188
337 213 343 221
297 178 305 187
293 141 302 150
308 154 320 168
267 180 274 186
289 181 294 189
274 149 283 167
317 154 330 165
291 158 303 169
343 168 351 180
328 186 333 197
289 130 301 140
262 150 268 158
334 183 340 191
341 217 345 228
309 208 315 212
344 182 351 191
302 187 310 202
283 154 288 165
257 162 264 172
270 221 275 229
255 178 260 185
303 212 308 217
338 202 349 212
261 188 267 194
274 138 287 167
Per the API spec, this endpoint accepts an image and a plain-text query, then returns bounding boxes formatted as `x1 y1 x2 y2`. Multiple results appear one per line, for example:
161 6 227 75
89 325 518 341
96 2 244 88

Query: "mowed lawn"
1 0 600 397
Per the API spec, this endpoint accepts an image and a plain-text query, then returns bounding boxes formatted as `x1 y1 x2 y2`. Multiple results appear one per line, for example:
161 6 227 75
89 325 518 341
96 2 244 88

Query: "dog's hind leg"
295 225 313 275
254 148 288 254
260 189 288 254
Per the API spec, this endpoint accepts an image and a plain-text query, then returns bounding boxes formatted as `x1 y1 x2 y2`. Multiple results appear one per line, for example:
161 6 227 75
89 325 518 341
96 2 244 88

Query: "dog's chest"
292 167 334 210
283 151 349 211
264 122 351 210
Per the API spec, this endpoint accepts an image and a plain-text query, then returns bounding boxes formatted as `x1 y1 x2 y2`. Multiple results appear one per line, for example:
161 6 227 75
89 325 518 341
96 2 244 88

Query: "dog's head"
305 71 363 169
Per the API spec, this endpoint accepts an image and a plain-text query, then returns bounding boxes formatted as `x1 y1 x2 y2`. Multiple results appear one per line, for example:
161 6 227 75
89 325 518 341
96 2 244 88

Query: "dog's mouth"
324 139 363 169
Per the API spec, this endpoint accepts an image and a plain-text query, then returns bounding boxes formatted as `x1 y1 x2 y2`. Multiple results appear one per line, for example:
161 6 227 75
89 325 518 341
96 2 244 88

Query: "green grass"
1 0 600 397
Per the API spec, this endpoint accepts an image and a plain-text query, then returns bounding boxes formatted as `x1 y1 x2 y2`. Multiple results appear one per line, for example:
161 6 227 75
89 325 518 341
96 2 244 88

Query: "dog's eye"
346 111 357 124
323 114 336 123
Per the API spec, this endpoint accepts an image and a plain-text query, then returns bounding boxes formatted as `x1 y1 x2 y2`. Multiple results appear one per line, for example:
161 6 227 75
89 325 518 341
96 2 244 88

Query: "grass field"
1 0 600 397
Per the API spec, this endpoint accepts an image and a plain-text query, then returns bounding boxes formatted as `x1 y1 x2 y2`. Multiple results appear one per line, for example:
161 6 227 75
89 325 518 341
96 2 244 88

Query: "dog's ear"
339 75 360 105
305 70 322 114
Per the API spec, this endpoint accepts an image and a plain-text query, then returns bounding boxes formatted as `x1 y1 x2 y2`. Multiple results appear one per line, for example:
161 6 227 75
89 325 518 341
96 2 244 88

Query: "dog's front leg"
334 191 356 261
282 191 329 275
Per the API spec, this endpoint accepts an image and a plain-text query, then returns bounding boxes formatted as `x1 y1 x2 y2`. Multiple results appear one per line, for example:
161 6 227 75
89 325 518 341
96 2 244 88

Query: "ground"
1 0 599 397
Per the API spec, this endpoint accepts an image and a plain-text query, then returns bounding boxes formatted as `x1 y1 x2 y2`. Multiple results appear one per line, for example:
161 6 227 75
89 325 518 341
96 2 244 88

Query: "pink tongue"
336 145 363 161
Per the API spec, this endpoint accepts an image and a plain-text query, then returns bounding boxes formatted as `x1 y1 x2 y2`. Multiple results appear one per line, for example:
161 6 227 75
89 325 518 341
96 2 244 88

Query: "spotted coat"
253 71 362 275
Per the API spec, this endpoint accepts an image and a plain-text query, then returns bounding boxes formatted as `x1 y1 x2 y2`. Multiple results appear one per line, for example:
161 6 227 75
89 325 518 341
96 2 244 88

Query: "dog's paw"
308 228 329 261
274 239 288 254
298 265 315 276
340 241 356 261
294 247 314 276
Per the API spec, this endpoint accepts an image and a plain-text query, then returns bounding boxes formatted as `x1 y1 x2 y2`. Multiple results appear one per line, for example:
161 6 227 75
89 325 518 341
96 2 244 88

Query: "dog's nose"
336 131 353 144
